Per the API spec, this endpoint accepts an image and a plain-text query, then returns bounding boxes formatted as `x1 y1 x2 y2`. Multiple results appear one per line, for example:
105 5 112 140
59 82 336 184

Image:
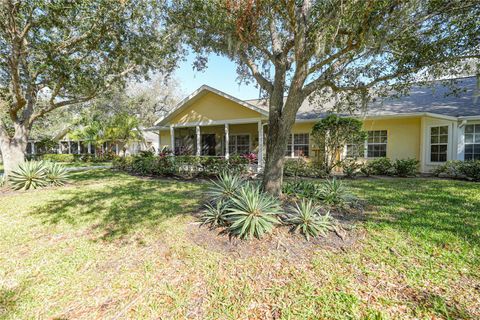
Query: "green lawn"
0 171 478 319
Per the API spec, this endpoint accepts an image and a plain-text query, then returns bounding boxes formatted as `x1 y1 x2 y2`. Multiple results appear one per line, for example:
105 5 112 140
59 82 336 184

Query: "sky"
174 52 261 100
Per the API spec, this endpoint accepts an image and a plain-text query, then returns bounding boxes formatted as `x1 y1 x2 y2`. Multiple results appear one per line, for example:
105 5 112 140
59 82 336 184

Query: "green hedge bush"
113 154 249 178
359 158 418 177
434 160 480 181
42 153 76 162
393 158 419 177
40 153 114 163
283 158 326 178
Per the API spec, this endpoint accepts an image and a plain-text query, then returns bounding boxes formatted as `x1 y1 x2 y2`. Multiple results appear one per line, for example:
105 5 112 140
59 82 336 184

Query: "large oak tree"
0 0 177 175
167 0 479 195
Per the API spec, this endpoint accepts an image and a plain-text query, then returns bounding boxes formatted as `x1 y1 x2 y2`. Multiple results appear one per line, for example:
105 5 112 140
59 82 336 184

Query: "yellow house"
153 76 480 173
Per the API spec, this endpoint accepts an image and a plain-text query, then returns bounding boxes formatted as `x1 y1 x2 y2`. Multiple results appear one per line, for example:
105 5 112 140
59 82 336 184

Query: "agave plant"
200 199 229 228
9 161 48 190
208 171 244 201
226 183 281 239
285 199 334 240
316 178 354 207
44 162 69 186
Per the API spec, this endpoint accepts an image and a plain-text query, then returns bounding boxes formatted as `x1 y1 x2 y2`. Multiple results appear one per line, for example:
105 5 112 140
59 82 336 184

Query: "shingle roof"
245 76 480 119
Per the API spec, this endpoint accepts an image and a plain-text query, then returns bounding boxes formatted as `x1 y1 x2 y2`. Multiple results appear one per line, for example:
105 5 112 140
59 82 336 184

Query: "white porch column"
196 125 201 156
170 125 175 156
31 141 35 155
116 143 119 155
225 123 230 159
67 140 71 154
58 142 61 154
88 142 92 154
258 121 264 172
78 141 81 154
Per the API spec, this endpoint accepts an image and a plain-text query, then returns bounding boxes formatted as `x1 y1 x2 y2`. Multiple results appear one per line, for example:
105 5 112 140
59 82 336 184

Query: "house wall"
158 89 473 173
363 117 421 161
289 118 422 163
170 92 262 124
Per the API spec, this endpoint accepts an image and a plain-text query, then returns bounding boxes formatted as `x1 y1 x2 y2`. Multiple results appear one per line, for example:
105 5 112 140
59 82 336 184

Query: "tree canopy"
167 0 480 194
0 0 179 174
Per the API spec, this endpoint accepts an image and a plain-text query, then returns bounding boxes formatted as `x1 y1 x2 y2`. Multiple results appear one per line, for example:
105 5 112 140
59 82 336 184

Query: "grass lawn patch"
0 171 478 319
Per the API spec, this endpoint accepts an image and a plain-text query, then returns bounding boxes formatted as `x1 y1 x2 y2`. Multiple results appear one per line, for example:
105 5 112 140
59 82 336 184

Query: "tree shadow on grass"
403 287 475 319
348 178 480 248
30 177 203 241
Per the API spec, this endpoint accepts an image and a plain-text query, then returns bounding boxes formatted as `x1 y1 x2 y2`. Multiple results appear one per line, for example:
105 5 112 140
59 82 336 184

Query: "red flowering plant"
242 152 257 164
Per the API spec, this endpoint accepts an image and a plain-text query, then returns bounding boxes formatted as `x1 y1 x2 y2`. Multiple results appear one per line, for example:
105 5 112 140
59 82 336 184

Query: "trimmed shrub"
42 153 75 163
393 158 419 177
434 160 480 181
341 159 362 178
284 199 334 240
9 161 48 190
457 160 480 181
362 158 393 176
226 183 281 239
113 154 249 178
433 160 462 178
284 158 326 178
360 163 375 177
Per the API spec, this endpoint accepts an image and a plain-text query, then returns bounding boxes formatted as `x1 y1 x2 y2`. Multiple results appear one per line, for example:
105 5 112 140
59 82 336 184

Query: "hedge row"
433 160 480 181
34 153 116 163
113 153 250 178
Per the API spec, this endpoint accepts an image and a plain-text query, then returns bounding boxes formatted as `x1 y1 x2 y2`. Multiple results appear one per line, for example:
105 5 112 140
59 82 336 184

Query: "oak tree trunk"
0 124 29 177
262 90 302 196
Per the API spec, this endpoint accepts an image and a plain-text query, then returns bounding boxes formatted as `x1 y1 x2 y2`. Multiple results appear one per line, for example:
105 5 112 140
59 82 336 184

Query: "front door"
201 134 216 156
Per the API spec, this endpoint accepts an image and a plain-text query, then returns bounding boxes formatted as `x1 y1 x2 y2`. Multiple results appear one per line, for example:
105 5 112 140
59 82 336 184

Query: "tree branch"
238 51 274 93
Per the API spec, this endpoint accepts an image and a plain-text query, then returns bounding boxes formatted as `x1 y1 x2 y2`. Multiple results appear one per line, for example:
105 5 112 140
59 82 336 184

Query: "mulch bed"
187 209 367 260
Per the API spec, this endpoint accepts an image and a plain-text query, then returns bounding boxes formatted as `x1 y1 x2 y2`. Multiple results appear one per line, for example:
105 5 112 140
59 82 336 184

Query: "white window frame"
286 133 310 158
427 124 451 164
463 123 480 161
228 133 251 155
365 130 388 159
344 143 364 159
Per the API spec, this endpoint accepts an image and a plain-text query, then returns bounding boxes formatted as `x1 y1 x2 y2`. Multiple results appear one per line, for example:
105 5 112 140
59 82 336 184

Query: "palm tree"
104 113 144 157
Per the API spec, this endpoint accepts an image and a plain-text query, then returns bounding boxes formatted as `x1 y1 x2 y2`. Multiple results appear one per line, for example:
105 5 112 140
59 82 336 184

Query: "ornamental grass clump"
285 199 334 240
201 199 229 228
8 160 70 190
207 171 245 202
9 161 48 190
225 183 282 239
317 178 354 208
44 161 70 186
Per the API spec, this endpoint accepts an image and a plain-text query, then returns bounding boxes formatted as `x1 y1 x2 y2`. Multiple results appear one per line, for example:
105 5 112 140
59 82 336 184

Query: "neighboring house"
25 130 159 157
153 76 480 173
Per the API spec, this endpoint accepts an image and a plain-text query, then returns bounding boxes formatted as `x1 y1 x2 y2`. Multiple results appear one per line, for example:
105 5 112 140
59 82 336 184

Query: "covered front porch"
166 119 266 170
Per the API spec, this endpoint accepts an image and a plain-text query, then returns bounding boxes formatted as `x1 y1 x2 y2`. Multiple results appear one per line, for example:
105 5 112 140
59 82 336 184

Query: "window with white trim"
430 125 448 162
464 124 480 160
229 134 250 155
367 130 387 158
346 143 364 158
285 133 309 157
